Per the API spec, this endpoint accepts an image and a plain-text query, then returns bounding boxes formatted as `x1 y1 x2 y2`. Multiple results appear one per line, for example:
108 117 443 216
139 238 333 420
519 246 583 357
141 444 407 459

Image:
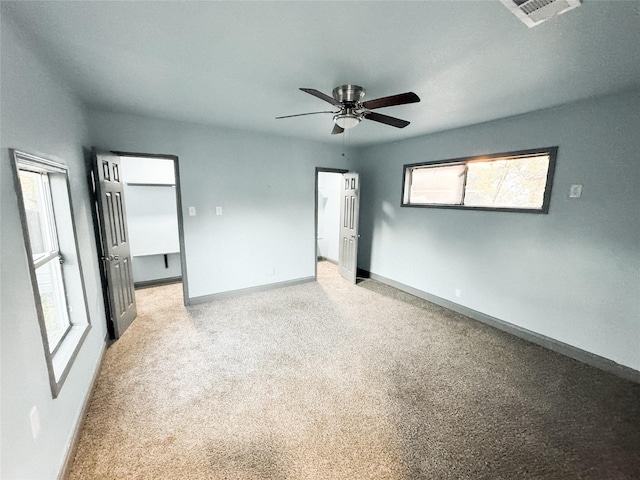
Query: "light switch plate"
216 206 222 216
188 207 196 216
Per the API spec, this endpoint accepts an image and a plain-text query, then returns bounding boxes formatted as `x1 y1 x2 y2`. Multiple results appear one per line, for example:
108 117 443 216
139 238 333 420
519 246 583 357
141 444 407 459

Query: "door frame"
114 151 189 307
314 167 348 280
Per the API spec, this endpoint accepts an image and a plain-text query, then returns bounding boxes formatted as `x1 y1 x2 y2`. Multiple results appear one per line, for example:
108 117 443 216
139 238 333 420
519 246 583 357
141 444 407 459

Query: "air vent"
500 0 581 27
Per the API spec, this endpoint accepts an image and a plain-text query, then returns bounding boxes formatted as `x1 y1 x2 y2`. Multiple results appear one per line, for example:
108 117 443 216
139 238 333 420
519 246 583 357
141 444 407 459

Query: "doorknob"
103 254 120 262
350 234 361 238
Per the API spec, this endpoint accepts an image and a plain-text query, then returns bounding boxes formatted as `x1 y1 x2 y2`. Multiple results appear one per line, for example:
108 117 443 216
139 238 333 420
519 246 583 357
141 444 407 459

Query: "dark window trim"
401 146 557 214
11 149 92 398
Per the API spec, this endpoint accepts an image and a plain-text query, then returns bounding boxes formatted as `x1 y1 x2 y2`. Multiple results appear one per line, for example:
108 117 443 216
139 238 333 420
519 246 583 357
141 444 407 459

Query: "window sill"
50 323 91 398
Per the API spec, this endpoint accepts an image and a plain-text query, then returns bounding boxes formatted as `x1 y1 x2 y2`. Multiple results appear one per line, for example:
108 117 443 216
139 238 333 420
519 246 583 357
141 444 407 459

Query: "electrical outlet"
188 206 196 216
455 289 461 298
216 206 223 216
569 184 583 198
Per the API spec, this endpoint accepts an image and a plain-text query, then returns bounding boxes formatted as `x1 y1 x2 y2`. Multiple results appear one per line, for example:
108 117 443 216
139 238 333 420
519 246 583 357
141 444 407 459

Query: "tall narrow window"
12 150 91 398
19 169 72 352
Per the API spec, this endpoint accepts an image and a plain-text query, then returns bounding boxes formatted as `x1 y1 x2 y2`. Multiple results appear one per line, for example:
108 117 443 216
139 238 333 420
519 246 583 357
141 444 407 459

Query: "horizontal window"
402 147 557 213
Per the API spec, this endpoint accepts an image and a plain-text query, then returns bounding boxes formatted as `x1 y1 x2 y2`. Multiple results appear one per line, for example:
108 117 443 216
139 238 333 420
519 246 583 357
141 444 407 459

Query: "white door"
338 172 360 283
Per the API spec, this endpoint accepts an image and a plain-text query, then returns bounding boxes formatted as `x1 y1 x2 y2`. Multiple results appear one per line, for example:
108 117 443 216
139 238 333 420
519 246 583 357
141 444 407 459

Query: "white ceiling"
3 1 639 147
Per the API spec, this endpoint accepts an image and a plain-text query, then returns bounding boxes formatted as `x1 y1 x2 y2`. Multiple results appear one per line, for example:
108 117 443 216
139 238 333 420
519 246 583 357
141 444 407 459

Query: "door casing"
114 151 189 308
89 149 189 340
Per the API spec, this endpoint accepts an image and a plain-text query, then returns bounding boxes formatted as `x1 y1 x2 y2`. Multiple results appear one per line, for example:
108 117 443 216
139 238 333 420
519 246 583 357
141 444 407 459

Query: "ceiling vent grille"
500 0 581 27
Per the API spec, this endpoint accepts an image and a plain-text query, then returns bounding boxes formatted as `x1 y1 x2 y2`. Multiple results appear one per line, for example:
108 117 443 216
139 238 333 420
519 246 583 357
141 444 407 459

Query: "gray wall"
1 13 108 479
353 89 640 372
2 5 638 478
120 156 182 283
131 253 182 284
87 110 351 300
317 172 341 262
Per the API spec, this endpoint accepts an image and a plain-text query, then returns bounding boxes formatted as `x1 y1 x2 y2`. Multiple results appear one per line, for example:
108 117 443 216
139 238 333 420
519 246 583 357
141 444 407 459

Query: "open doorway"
90 150 188 340
315 168 347 279
117 152 189 306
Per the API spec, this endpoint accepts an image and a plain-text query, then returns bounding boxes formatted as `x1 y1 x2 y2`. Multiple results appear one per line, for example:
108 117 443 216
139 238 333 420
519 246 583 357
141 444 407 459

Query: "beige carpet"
68 262 640 479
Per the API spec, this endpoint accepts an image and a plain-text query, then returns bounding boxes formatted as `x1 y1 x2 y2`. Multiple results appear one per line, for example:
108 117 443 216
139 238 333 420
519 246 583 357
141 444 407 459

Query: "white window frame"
22 169 73 353
402 147 557 213
11 150 92 398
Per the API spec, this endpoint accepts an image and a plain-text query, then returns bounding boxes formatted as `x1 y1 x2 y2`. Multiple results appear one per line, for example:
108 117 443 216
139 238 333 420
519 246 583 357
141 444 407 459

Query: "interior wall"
317 172 341 263
0 12 108 479
120 157 182 284
87 110 351 300
352 89 640 372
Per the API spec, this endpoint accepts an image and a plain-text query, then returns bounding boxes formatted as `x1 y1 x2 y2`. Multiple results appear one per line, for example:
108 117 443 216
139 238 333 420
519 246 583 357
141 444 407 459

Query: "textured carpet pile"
68 262 640 479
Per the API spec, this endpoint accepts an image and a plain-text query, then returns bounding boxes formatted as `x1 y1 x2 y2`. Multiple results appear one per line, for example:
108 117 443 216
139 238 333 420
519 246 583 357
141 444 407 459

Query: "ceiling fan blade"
276 111 335 119
331 124 345 135
363 111 410 128
362 92 420 110
300 88 342 106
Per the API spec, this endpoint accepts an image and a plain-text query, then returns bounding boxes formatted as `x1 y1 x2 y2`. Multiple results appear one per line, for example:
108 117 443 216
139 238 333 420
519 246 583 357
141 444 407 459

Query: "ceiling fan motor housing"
333 85 365 105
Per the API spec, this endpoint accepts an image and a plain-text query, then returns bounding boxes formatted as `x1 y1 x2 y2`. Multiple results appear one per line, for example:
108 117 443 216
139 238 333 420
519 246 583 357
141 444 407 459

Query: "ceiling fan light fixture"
334 113 361 129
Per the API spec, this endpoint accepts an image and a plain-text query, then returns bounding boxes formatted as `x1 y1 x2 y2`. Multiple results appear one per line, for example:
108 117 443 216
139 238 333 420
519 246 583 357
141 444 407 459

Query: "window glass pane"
409 164 466 204
18 170 48 257
35 259 70 351
464 155 550 209
401 148 555 212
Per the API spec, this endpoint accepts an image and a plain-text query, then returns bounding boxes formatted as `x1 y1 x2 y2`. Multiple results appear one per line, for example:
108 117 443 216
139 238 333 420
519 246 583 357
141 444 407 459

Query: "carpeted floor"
68 261 640 479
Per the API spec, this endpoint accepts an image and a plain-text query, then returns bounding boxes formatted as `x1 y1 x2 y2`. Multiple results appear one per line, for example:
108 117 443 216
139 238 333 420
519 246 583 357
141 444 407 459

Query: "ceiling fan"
276 85 420 134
